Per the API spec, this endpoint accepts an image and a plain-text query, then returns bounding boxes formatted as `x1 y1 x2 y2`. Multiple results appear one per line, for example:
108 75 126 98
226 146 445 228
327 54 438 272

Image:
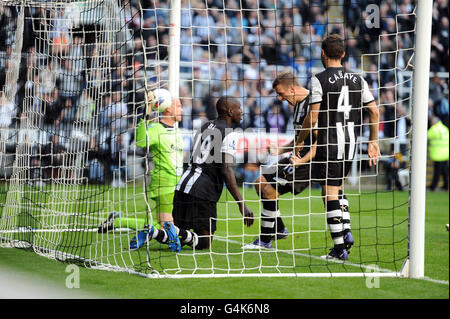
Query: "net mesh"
0 0 420 277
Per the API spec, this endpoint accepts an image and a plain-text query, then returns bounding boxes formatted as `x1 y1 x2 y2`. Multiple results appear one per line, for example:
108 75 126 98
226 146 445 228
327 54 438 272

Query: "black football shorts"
311 159 353 187
262 157 310 195
173 190 217 233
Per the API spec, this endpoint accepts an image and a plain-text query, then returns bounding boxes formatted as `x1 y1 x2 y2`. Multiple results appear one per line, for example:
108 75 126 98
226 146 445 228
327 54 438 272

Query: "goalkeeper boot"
242 238 273 250
320 247 348 261
97 211 120 233
163 221 181 253
275 227 289 240
129 225 154 251
344 231 354 254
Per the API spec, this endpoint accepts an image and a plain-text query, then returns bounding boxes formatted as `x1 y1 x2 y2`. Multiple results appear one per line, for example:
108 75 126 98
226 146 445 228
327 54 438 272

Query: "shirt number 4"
336 86 356 160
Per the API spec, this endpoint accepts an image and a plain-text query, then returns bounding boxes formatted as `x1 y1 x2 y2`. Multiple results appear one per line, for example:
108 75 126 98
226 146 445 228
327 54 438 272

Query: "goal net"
0 0 422 278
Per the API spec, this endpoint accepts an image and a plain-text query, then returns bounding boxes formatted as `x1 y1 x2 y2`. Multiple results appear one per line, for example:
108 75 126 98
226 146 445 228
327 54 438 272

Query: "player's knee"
264 186 277 200
254 175 263 195
194 230 213 250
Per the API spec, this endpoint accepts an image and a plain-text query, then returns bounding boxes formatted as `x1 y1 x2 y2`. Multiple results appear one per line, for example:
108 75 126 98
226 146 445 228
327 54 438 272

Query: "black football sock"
260 198 283 243
149 228 168 244
326 200 345 250
176 227 198 248
338 190 351 236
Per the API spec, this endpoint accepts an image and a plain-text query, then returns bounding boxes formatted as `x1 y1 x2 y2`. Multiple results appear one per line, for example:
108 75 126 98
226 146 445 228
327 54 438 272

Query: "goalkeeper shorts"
152 192 175 214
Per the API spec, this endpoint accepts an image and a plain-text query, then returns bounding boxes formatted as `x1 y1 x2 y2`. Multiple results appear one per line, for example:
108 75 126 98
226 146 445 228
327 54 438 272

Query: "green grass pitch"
0 185 448 299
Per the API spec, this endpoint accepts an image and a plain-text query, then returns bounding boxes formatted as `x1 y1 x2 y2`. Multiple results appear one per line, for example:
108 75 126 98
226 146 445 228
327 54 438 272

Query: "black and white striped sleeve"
362 78 375 105
310 76 323 104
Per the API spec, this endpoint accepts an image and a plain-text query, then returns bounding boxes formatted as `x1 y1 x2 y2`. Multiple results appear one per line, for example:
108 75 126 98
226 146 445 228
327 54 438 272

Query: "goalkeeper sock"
338 190 351 236
260 199 282 243
326 200 345 250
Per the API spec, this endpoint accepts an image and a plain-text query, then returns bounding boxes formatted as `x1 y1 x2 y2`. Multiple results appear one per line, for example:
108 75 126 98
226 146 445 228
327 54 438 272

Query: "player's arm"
135 119 150 148
365 100 381 166
296 75 322 148
221 153 254 227
135 90 160 148
135 118 159 149
362 77 381 167
290 130 318 166
296 102 320 147
269 138 294 156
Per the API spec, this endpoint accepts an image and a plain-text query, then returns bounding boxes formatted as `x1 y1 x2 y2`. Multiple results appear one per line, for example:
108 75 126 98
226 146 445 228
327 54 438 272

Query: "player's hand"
294 142 304 157
240 204 254 227
368 141 381 167
289 154 304 166
146 91 155 115
268 142 279 156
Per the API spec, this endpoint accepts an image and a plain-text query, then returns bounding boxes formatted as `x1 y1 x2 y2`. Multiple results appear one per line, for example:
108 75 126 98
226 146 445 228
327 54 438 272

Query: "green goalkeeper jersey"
135 119 184 198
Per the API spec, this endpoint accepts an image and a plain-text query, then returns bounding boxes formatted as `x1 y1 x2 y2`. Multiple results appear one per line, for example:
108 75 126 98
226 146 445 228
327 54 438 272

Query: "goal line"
0 229 405 279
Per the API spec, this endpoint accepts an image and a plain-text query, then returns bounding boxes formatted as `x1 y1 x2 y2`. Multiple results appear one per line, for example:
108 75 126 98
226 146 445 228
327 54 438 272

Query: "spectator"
192 111 207 131
427 116 449 191
435 93 449 127
395 103 411 156
265 104 286 134
180 28 200 68
110 132 130 188
58 59 83 105
431 34 447 72
385 151 405 191
249 104 265 130
0 92 15 154
41 134 67 180
365 64 380 100
75 89 96 125
192 7 216 41
109 91 129 134
43 88 63 126
39 59 59 94
87 136 105 184
429 74 445 106
380 88 396 142
55 98 76 127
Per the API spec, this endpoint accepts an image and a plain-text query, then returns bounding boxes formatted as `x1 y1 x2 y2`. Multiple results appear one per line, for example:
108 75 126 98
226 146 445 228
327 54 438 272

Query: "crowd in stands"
0 0 448 187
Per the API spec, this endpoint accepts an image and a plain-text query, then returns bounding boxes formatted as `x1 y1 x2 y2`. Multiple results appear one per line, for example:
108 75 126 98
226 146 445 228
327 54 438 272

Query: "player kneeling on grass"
128 96 254 252
97 88 184 236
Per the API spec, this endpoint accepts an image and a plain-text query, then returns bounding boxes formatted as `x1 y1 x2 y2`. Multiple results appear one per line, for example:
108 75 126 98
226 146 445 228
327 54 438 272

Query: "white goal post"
409 0 433 279
0 0 434 279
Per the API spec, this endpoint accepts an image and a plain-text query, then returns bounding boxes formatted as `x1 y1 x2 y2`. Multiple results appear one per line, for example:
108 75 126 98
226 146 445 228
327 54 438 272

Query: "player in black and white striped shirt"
244 71 318 249
295 34 381 260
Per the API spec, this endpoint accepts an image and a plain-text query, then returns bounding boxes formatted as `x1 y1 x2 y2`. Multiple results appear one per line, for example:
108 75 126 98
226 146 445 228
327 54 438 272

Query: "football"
148 88 172 113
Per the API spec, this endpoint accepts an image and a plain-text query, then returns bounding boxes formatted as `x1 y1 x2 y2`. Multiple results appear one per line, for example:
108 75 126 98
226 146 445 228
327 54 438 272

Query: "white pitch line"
215 237 397 273
1 229 447 285
215 237 449 285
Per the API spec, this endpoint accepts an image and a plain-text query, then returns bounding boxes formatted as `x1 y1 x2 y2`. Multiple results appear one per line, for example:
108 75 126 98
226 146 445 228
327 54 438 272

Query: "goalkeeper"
97 89 184 233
